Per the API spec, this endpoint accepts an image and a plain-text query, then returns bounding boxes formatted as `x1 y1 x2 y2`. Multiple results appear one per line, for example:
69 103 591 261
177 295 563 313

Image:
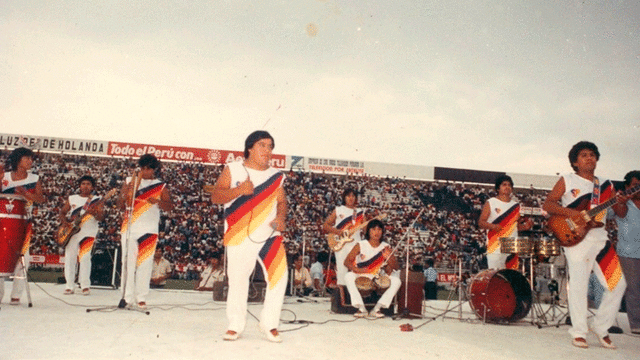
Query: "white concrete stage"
1 282 638 360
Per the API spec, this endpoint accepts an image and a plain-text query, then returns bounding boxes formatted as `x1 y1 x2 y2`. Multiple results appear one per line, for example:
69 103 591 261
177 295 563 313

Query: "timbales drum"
0 194 29 276
467 269 532 322
500 237 534 256
536 236 561 257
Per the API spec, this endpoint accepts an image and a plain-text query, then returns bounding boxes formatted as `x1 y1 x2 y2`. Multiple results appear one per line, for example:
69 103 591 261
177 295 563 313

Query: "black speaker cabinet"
90 246 121 288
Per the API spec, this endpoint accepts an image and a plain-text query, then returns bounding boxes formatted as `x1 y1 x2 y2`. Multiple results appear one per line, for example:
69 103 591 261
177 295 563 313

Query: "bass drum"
467 269 532 322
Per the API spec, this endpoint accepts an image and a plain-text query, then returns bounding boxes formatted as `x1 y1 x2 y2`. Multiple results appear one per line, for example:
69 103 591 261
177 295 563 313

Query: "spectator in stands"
478 175 532 270
196 252 225 291
310 251 331 295
0 147 45 305
292 253 313 296
151 248 173 288
423 258 438 300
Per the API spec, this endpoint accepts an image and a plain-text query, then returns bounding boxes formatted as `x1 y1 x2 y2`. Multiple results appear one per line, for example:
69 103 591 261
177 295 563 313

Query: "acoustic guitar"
327 213 387 252
547 184 640 247
56 189 117 247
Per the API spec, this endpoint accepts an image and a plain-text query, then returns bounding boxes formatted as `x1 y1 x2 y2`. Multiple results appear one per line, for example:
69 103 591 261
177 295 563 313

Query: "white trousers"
344 272 401 309
0 252 30 302
487 252 509 270
121 232 157 304
64 235 95 291
564 240 627 339
226 239 287 333
335 241 357 286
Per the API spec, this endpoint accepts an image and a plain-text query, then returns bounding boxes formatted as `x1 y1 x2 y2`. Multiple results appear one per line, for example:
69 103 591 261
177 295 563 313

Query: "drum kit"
466 233 566 325
0 194 33 306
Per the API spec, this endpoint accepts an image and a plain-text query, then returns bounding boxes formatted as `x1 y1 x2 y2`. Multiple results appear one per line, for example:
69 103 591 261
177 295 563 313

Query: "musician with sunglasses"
543 141 626 349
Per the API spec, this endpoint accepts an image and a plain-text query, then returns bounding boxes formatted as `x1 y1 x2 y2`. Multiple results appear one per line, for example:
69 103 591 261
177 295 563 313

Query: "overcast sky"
1 1 638 180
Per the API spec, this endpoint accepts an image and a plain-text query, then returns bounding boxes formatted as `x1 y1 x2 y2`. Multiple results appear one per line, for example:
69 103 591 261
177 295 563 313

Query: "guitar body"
56 221 81 247
56 189 117 248
327 234 353 252
546 212 603 247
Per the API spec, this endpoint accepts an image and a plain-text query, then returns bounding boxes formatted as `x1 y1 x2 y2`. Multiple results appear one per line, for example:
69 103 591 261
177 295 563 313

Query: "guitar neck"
586 184 640 218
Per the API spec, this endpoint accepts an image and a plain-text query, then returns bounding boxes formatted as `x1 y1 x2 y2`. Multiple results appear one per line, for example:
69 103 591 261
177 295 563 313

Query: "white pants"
0 252 30 302
121 232 157 304
335 241 357 286
487 252 509 270
564 240 626 339
226 238 287 333
64 235 95 291
344 272 401 309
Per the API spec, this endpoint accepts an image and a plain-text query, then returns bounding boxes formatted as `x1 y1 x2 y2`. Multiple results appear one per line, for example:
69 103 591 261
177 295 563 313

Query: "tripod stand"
441 258 468 321
392 208 426 320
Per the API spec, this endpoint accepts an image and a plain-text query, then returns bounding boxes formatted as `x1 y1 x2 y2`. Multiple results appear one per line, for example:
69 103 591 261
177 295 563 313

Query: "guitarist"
610 170 640 335
322 188 366 288
542 141 626 349
59 175 105 295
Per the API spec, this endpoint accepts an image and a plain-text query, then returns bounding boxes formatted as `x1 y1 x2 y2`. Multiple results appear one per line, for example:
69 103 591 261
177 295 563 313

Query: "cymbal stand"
391 208 426 320
524 255 548 327
441 258 467 321
539 265 569 328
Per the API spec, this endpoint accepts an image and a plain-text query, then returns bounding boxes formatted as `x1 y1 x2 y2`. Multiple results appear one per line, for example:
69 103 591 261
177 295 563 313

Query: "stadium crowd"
1 150 584 278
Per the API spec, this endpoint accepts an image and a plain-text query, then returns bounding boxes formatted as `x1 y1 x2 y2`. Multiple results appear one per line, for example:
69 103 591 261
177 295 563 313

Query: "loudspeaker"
212 281 266 303
397 270 425 317
90 246 121 288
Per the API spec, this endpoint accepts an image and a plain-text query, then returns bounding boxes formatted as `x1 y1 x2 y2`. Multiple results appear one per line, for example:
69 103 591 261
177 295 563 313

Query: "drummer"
0 147 45 305
478 175 532 270
343 219 401 318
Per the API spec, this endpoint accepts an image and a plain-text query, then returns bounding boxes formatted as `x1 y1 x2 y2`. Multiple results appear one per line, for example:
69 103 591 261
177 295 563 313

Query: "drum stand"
522 256 549 327
441 259 468 321
2 255 33 308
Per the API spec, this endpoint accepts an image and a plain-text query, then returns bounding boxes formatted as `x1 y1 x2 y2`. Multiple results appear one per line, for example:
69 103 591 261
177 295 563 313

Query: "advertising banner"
0 133 108 155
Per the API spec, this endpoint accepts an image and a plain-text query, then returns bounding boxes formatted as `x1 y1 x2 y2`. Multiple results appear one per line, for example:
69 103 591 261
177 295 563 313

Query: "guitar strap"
590 177 600 209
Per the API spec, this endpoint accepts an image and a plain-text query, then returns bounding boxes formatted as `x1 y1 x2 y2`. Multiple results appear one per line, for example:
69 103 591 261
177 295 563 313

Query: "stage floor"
1 281 638 360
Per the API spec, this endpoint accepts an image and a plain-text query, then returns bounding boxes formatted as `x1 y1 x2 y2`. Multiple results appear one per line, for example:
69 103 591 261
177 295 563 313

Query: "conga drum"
467 269 532 322
373 274 391 295
355 276 374 297
0 194 29 276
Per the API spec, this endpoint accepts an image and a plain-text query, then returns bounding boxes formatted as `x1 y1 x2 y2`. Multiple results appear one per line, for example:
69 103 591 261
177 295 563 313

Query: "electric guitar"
327 213 387 252
547 184 640 247
56 189 117 247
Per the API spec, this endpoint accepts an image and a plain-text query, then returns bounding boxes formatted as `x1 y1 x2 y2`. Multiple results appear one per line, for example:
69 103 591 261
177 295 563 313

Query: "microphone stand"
392 208 426 320
87 170 148 315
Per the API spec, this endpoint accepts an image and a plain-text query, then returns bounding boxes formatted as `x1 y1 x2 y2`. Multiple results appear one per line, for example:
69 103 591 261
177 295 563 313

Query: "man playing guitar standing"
543 141 626 349
59 175 106 295
323 188 366 288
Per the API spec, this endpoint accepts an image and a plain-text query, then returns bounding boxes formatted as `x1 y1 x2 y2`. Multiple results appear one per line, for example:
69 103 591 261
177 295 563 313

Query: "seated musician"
343 219 401 318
